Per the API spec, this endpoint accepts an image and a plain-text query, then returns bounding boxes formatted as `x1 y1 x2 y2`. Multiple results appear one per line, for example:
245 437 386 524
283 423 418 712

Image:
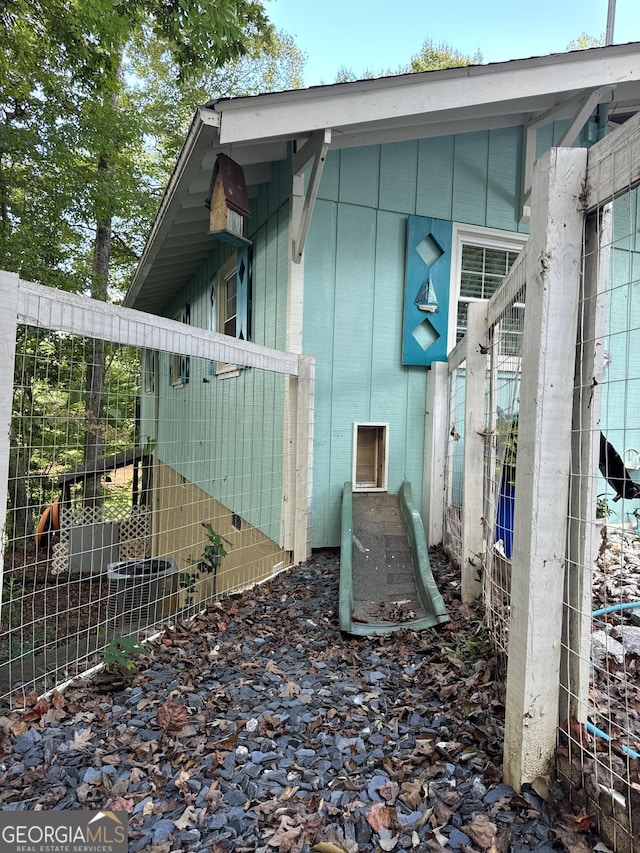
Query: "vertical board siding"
154 183 290 543
303 198 338 545
318 149 340 202
339 145 380 208
452 131 489 225
417 136 455 220
379 141 418 214
329 204 377 524
486 127 523 231
305 126 529 546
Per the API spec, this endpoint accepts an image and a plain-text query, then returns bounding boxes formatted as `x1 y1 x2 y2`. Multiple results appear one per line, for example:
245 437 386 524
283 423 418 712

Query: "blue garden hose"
585 721 640 760
592 601 640 618
587 601 640 759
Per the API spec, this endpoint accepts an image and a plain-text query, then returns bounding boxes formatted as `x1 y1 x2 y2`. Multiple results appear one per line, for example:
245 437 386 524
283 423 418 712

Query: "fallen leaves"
156 698 188 736
69 728 94 751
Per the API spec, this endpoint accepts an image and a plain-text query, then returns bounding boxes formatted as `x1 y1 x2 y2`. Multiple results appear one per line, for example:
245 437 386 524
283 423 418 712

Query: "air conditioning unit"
107 557 178 631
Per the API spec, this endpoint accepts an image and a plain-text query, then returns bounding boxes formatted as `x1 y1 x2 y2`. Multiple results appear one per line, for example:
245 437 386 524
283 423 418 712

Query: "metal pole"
606 0 616 45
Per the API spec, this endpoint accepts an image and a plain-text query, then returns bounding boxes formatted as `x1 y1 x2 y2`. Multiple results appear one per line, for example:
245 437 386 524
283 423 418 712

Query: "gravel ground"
0 549 598 853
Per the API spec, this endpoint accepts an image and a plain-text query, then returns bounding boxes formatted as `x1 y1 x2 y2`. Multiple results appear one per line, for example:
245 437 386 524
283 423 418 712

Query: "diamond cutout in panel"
415 233 444 268
412 316 440 351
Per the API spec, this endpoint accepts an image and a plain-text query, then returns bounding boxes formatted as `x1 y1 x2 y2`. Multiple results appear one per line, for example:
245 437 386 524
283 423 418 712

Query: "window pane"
484 248 509 276
460 271 484 299
456 302 468 342
461 244 484 272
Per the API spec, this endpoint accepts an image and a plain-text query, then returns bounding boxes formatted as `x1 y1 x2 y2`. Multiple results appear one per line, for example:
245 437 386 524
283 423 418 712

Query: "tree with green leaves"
408 40 482 72
333 39 481 83
566 33 605 50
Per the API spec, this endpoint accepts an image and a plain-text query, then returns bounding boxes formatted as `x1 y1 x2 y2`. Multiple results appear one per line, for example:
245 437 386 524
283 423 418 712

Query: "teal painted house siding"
149 160 291 542
600 188 640 523
305 127 527 547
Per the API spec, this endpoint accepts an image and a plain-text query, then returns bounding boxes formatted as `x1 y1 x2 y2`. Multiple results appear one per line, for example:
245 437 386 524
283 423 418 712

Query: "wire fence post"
503 147 587 789
0 271 19 593
462 301 488 603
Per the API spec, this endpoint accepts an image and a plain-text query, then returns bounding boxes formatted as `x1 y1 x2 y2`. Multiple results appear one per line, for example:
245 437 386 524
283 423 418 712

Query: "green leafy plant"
191 522 231 573
596 494 613 520
103 636 145 671
180 522 232 612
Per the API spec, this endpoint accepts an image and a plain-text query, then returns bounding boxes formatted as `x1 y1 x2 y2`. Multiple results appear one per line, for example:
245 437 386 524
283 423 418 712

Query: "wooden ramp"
339 482 449 636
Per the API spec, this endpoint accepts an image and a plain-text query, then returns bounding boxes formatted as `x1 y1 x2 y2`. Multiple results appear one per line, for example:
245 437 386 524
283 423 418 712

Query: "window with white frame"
171 303 190 387
449 224 527 351
212 255 240 378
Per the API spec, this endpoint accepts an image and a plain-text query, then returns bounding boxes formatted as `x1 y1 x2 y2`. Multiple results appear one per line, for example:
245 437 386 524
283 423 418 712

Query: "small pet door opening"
353 423 388 491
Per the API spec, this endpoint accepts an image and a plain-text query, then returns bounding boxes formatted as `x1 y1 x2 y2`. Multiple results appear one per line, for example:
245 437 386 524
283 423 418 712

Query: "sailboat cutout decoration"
415 277 439 312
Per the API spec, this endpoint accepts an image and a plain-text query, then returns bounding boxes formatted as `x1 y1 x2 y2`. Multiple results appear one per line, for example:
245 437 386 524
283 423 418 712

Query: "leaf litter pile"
0 550 600 852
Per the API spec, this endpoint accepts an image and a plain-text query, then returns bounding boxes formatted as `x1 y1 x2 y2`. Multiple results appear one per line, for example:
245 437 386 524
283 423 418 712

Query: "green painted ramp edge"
339 481 449 636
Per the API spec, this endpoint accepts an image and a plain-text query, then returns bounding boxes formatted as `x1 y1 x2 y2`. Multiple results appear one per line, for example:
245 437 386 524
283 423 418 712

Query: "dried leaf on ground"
464 813 496 849
69 728 94 751
156 698 188 735
366 803 394 832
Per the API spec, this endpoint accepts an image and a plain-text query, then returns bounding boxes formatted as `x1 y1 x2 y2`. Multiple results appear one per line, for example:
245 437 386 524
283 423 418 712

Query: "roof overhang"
126 42 640 313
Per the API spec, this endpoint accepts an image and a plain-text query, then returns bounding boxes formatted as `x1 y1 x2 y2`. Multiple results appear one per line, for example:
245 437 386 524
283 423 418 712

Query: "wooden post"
503 147 588 789
0 271 20 592
293 354 315 564
424 360 448 545
561 204 611 724
461 301 489 602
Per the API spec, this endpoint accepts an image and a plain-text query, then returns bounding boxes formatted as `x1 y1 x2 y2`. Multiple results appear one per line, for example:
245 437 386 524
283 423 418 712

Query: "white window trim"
215 256 240 379
448 223 528 353
144 349 156 394
171 309 186 388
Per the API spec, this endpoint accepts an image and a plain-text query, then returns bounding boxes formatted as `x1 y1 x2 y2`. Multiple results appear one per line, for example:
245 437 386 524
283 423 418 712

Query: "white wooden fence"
0 273 314 699
444 113 640 851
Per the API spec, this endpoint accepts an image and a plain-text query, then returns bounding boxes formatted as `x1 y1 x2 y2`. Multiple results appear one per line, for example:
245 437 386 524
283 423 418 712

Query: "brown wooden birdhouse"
205 153 252 247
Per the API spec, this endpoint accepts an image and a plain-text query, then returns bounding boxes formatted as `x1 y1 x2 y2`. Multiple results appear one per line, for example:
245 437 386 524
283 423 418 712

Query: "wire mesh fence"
1 275 312 704
558 141 640 849
482 269 526 657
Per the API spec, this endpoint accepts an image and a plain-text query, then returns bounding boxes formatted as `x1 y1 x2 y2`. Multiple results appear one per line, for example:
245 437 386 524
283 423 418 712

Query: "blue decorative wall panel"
403 216 452 365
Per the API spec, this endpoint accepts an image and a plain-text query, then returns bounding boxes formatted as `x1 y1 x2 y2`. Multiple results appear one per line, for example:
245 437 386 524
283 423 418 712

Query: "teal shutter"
236 245 250 342
402 216 452 365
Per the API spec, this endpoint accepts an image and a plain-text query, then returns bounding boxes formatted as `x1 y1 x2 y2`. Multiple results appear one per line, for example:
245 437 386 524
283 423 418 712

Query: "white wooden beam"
585 108 640 211
503 146 587 789
462 301 489 603
17 279 299 376
197 106 220 127
521 88 611 222
293 355 315 564
424 361 448 546
557 89 608 146
293 129 331 176
292 129 331 263
217 45 640 144
0 272 20 594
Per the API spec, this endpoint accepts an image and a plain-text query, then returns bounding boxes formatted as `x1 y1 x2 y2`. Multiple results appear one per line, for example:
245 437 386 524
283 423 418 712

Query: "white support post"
561 204 611 724
293 354 315 565
462 301 488 602
0 272 20 593
503 147 588 789
424 361 448 546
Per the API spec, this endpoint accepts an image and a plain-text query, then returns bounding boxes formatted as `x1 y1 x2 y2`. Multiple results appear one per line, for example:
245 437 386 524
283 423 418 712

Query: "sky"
266 0 640 87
